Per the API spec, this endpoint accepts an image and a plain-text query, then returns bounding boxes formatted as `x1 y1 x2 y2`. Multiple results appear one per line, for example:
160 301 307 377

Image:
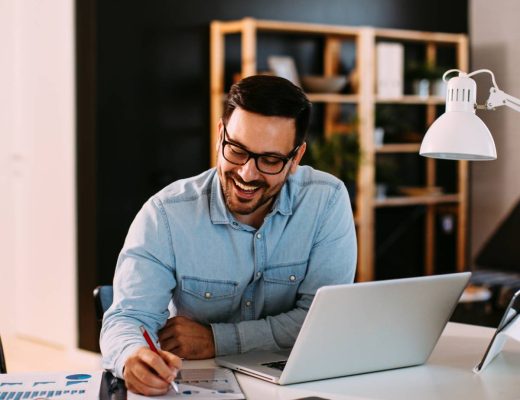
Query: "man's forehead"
227 109 296 139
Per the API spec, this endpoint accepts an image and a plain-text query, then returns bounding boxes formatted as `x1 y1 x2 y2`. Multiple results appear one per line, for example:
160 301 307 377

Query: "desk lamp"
420 69 520 160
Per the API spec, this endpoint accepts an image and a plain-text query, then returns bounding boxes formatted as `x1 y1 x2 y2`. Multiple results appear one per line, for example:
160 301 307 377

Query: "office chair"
93 285 114 322
0 335 7 373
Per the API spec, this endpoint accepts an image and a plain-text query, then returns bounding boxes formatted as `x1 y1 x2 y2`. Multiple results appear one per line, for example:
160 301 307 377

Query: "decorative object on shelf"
267 55 301 87
420 69 520 161
301 75 348 93
304 132 361 184
406 62 445 97
376 42 404 98
374 127 385 148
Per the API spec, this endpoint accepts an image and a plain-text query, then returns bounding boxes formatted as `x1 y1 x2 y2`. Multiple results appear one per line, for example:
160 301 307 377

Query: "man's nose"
237 157 260 181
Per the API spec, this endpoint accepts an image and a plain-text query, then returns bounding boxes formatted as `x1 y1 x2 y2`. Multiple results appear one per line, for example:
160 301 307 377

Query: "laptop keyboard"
261 360 287 371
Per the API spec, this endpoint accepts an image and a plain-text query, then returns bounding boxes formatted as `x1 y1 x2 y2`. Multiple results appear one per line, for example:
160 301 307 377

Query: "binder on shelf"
376 42 404 98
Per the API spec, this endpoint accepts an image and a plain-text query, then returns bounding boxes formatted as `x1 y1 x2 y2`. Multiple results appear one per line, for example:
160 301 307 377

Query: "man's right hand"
123 346 182 396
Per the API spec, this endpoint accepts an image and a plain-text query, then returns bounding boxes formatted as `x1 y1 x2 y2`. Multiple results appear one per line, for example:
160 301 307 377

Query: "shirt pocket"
263 261 307 314
178 276 239 324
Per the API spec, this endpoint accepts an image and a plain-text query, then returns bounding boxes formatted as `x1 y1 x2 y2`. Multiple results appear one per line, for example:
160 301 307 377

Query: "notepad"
127 368 244 400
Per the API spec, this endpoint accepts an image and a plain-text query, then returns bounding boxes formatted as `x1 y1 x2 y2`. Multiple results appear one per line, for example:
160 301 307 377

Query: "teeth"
234 179 258 191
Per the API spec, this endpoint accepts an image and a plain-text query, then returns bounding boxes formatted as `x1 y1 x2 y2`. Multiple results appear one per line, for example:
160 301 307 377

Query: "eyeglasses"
221 124 300 175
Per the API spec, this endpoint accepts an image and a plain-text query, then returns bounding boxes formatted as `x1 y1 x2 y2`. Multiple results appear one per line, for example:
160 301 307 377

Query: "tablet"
474 289 520 372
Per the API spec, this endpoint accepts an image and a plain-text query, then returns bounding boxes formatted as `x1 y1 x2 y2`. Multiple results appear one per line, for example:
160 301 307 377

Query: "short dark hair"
222 75 312 146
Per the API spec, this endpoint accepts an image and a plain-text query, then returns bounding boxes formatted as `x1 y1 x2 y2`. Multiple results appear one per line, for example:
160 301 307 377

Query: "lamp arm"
486 87 520 112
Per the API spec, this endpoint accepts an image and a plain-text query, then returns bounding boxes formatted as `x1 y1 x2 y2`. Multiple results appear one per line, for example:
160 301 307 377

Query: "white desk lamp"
420 69 520 160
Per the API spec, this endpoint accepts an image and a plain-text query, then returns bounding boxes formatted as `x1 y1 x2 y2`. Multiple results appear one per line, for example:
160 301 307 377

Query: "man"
101 75 357 395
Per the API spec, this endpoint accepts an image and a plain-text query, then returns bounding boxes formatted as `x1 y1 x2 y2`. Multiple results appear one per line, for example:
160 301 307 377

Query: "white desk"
186 323 520 400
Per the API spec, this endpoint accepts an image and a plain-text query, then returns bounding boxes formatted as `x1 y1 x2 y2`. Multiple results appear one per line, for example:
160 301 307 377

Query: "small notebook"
127 368 244 400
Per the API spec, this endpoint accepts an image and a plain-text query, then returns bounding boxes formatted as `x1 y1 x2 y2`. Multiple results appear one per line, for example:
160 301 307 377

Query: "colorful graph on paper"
0 371 102 400
128 368 245 400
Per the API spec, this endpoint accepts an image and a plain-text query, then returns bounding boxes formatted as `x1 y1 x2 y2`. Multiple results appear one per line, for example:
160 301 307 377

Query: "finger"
158 318 180 341
140 348 178 382
160 336 180 353
160 349 183 371
125 365 170 396
134 358 170 387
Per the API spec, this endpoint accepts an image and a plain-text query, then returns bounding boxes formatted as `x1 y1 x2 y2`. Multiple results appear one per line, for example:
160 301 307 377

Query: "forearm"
100 319 149 378
211 295 312 355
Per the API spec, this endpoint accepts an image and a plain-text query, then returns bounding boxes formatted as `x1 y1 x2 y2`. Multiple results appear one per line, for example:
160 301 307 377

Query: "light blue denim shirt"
100 166 357 377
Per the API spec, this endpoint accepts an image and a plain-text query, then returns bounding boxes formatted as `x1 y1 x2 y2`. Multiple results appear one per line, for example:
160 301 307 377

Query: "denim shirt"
100 166 357 378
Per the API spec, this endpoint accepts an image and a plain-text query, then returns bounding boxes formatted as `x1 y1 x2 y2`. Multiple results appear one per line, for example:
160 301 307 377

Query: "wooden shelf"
376 95 445 105
210 18 468 282
375 194 460 207
376 143 421 153
307 93 359 103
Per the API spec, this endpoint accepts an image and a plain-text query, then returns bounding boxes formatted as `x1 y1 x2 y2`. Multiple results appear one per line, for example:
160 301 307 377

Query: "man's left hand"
158 316 215 359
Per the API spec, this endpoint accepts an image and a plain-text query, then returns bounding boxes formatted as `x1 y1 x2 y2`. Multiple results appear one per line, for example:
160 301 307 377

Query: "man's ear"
216 119 223 153
289 142 307 175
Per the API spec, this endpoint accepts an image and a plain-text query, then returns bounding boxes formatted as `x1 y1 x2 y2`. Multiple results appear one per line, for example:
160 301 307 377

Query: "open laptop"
216 272 471 385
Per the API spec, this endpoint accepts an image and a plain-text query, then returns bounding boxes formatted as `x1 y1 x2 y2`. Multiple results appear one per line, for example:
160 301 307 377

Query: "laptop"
215 272 471 385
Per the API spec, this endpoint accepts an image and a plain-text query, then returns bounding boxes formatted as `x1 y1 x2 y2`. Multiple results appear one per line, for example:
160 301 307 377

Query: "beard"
220 170 289 217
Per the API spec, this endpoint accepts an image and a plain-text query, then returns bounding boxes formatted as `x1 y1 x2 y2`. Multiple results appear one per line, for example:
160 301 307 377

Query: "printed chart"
0 371 102 400
128 368 244 400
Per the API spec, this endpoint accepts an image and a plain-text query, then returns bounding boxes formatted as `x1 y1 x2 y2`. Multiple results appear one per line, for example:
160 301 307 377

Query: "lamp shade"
419 73 497 160
420 111 497 160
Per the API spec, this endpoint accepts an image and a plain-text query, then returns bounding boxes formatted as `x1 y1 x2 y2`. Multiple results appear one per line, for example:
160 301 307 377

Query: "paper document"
128 368 244 400
0 370 102 399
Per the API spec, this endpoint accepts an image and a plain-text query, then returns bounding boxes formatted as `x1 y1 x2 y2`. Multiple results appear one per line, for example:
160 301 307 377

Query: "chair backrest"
93 285 114 322
0 335 7 373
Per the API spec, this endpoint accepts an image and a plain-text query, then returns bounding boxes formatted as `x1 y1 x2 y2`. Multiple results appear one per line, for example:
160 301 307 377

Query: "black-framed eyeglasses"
221 124 300 175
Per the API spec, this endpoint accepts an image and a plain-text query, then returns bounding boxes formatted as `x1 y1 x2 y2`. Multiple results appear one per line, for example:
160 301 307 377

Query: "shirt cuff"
211 322 241 356
112 343 144 379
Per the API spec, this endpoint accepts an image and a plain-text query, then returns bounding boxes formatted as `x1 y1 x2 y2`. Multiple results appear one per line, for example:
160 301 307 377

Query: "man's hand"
158 316 216 359
123 346 182 396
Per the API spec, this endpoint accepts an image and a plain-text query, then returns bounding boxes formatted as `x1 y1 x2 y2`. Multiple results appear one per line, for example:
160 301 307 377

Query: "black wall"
77 0 469 351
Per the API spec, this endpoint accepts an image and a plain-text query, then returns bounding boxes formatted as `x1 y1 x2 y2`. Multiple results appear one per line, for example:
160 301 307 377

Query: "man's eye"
230 146 247 156
261 156 282 166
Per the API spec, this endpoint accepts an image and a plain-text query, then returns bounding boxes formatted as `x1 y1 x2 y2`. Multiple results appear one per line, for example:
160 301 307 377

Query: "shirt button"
256 272 262 278
289 275 296 282
245 301 252 307
256 233 262 239
204 292 212 299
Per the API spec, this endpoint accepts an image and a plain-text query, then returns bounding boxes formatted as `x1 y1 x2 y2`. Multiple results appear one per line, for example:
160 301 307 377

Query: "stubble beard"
222 171 287 216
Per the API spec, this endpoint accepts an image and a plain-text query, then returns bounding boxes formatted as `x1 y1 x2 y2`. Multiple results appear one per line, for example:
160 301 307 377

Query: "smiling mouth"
234 179 259 193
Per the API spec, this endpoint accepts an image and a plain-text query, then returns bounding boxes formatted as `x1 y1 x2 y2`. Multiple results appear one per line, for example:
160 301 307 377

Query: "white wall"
0 0 77 349
470 0 520 260
0 0 17 334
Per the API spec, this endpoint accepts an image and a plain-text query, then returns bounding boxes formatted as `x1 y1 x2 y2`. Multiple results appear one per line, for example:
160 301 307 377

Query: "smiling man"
100 75 357 396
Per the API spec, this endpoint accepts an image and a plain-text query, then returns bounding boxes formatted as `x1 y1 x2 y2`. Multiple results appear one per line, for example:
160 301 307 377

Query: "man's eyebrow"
226 134 288 157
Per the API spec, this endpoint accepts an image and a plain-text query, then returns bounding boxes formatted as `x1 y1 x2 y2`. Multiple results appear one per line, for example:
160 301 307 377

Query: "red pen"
140 325 180 394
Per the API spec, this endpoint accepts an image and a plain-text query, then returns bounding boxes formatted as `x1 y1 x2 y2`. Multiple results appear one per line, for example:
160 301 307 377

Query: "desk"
184 323 520 400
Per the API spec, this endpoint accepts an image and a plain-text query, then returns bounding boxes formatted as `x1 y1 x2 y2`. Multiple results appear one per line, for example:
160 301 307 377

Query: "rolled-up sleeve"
100 197 176 378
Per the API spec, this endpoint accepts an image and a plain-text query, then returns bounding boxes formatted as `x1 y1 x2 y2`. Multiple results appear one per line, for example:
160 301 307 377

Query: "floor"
2 334 102 373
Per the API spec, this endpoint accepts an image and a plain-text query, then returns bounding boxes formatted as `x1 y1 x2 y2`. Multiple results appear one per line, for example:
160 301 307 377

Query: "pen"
140 325 180 394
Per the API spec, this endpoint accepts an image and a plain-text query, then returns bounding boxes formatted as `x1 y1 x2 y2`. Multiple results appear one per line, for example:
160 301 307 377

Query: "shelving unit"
210 18 468 282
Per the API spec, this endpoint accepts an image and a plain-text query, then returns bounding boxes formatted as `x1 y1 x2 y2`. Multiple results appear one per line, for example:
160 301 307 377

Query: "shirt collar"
209 168 293 225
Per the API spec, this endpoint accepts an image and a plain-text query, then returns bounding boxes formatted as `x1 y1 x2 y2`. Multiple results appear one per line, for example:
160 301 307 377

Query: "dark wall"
77 0 468 351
